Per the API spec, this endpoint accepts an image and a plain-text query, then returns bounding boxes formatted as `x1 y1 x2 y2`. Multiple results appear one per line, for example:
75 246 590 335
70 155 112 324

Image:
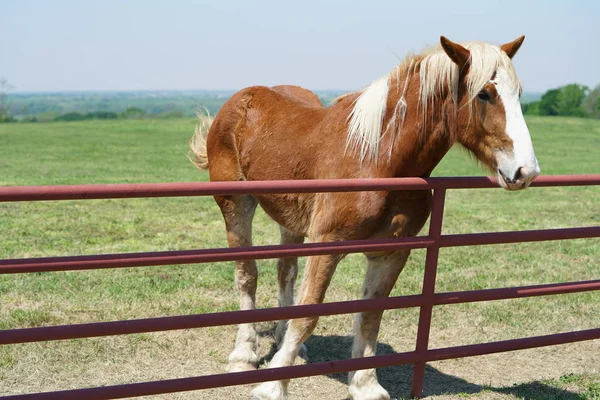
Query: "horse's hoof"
227 362 257 372
349 381 390 400
252 381 287 400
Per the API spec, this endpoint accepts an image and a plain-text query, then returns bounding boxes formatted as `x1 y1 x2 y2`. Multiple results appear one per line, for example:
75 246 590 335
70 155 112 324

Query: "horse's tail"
189 109 213 170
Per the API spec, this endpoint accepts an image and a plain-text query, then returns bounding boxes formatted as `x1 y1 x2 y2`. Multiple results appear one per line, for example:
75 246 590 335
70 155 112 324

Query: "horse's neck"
383 73 456 178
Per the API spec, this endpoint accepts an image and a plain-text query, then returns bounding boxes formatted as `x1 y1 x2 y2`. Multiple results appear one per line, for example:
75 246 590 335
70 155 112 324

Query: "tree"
0 77 16 122
557 84 589 117
54 112 86 122
85 111 119 120
537 84 589 117
539 89 561 116
582 84 600 119
522 101 540 115
121 107 146 119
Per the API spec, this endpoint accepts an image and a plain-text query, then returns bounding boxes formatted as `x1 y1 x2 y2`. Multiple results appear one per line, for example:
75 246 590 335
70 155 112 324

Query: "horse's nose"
498 165 540 190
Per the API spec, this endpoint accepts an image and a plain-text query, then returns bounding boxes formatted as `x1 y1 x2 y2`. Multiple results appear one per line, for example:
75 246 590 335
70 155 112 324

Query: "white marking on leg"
252 323 304 400
276 278 307 364
349 314 390 400
228 256 259 371
276 227 306 360
349 252 408 400
276 264 296 344
349 315 390 400
255 253 338 400
228 289 259 371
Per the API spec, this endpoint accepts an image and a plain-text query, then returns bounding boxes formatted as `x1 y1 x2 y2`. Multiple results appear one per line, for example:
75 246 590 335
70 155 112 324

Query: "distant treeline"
522 83 600 118
47 108 186 122
0 90 345 123
1 91 236 122
8 91 236 116
8 108 189 123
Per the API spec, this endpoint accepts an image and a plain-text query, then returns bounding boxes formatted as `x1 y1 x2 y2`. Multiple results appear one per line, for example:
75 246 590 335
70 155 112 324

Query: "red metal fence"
1 174 599 399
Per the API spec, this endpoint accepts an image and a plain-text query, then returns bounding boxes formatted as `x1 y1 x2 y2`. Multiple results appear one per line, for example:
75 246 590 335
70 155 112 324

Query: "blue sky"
1 0 598 93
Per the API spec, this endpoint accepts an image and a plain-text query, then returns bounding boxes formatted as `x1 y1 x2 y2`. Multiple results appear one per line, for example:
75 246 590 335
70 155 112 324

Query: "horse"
189 36 540 400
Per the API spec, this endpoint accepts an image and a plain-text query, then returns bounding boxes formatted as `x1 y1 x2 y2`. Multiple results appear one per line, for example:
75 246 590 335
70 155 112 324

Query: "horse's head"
441 36 540 190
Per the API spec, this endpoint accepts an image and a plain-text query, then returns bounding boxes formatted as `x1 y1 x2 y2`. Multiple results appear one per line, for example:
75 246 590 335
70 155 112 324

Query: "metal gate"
1 174 599 399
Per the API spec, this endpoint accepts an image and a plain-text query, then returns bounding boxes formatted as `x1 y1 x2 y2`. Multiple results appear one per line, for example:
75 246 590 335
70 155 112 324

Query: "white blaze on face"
493 67 540 189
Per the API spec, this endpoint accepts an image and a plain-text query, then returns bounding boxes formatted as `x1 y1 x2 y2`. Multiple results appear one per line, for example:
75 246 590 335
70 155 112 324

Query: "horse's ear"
440 36 470 68
500 35 525 59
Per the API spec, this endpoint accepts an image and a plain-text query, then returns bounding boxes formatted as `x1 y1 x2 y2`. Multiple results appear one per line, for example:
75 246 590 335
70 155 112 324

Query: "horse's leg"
348 250 411 400
216 194 259 372
252 252 341 400
275 226 308 363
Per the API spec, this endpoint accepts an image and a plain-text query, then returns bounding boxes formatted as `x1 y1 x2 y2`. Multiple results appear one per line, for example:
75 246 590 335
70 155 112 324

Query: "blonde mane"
345 76 390 162
345 41 521 163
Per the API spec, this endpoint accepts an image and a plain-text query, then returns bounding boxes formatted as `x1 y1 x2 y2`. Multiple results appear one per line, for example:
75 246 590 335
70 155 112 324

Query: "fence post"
410 187 446 398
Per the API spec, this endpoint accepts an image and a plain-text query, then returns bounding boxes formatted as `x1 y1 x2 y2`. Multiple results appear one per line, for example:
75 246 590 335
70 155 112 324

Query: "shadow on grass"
259 332 586 400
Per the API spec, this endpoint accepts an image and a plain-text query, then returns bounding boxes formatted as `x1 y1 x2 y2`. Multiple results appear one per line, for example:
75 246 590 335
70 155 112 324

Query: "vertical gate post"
410 188 446 398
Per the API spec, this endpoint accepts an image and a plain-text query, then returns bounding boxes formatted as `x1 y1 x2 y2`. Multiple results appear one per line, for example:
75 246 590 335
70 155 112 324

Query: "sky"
1 0 598 93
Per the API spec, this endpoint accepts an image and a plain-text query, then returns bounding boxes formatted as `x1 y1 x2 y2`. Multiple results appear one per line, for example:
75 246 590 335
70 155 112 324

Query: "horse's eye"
477 90 491 102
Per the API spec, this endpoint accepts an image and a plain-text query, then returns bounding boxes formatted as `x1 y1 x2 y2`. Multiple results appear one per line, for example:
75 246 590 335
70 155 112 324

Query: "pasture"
0 116 599 399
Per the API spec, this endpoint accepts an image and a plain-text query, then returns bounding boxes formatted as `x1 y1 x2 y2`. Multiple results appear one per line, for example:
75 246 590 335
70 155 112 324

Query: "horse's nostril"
513 167 524 182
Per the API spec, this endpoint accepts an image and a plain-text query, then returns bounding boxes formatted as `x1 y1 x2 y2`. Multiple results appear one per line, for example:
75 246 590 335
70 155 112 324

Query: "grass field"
0 116 599 399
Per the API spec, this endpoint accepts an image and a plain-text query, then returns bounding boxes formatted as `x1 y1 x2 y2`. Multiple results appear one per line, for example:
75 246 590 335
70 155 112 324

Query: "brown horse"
190 36 539 400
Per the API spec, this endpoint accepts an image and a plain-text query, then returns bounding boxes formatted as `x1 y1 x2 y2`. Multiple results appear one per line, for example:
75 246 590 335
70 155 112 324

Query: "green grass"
0 119 200 185
0 116 598 398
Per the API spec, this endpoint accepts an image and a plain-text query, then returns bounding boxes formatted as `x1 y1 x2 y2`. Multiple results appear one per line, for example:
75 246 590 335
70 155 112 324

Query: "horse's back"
206 85 331 181
271 85 322 107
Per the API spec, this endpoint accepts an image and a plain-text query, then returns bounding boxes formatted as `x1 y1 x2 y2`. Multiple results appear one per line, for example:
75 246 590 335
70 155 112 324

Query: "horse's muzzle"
498 165 540 191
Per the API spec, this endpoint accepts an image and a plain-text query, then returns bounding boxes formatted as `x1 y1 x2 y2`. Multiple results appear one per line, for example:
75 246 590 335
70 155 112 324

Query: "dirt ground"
4 318 598 400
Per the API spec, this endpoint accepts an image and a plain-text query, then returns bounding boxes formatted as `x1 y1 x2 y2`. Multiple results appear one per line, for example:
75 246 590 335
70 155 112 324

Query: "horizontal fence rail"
1 174 599 202
1 174 599 399
2 279 599 345
2 227 599 274
0 236 433 274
